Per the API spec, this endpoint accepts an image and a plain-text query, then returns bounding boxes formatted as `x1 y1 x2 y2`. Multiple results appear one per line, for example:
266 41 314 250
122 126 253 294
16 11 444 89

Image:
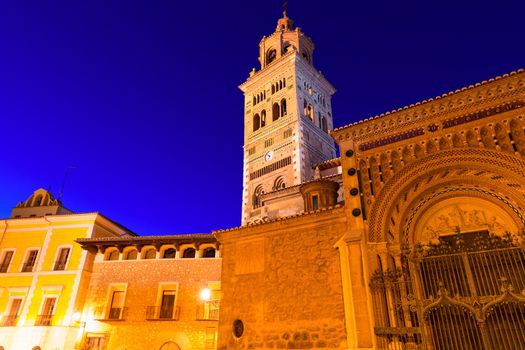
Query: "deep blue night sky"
0 1 523 234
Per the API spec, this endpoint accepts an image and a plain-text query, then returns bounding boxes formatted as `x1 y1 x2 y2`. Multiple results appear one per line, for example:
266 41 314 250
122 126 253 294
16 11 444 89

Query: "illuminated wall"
0 193 132 350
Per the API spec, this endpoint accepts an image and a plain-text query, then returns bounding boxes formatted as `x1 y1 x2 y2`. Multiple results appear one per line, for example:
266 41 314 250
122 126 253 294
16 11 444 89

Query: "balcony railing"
0 315 18 326
94 306 128 321
196 302 220 321
53 262 66 271
145 306 180 320
0 264 9 273
35 314 53 326
21 263 35 272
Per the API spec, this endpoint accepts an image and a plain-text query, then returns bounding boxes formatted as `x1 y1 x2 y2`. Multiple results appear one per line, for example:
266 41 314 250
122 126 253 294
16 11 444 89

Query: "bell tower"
240 9 336 225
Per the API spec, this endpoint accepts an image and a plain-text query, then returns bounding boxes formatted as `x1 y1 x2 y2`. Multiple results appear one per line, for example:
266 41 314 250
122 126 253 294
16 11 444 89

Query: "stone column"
336 231 375 349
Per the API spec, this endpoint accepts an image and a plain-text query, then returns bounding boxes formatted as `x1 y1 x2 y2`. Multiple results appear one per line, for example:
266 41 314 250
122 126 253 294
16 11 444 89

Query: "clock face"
265 151 273 162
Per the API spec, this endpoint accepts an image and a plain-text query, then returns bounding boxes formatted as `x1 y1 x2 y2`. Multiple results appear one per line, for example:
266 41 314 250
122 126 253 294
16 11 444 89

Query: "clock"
265 151 273 162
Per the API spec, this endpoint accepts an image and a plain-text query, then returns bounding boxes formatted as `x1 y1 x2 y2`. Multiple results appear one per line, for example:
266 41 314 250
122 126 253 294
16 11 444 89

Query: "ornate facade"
216 10 525 350
240 10 337 225
1 8 524 350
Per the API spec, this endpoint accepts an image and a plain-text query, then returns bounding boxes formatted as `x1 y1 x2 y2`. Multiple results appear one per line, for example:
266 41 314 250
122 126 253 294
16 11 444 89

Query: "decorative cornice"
331 69 525 142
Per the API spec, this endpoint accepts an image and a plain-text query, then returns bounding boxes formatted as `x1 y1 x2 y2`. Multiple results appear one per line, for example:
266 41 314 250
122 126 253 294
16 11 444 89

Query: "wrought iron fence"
145 306 180 320
35 314 53 326
370 231 525 350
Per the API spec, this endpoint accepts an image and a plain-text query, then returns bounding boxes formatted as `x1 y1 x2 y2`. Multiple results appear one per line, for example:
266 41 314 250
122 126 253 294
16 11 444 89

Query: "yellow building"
0 189 134 350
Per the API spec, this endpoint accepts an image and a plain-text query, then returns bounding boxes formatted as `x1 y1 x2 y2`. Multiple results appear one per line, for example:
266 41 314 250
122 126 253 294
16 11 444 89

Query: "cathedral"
0 8 524 350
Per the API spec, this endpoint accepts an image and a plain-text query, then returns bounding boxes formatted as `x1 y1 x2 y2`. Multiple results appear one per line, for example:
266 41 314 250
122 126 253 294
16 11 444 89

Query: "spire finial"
283 0 288 17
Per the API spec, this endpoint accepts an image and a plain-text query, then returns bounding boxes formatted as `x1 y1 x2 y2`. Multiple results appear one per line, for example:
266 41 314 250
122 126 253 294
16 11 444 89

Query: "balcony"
94 306 128 321
21 263 35 273
145 306 180 321
196 301 220 321
35 314 53 326
0 315 18 326
53 262 66 271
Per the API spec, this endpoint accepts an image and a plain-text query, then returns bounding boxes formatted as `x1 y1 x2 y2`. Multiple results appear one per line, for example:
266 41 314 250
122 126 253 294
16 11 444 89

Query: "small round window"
233 319 244 338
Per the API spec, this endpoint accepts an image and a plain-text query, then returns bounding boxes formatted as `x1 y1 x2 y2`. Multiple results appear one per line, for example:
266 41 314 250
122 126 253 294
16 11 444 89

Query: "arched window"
303 100 308 116
253 185 264 209
321 117 328 132
123 249 137 260
318 112 322 127
202 247 216 258
279 80 283 90
253 96 256 105
281 99 287 116
283 78 286 87
143 248 156 259
273 177 286 191
302 51 310 63
267 48 277 64
308 105 314 121
256 95 260 104
182 248 196 259
272 103 280 121
106 249 119 261
253 114 261 132
162 248 176 259
271 85 275 94
34 195 43 206
261 110 266 127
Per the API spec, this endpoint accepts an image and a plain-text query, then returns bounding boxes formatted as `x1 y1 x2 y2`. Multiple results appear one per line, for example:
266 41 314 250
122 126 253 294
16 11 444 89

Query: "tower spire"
276 0 293 31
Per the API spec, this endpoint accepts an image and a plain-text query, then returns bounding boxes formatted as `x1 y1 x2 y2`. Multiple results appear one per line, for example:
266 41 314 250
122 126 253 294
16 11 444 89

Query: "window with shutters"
53 246 71 271
1 298 23 326
36 297 56 326
22 249 39 272
146 283 179 320
0 250 14 273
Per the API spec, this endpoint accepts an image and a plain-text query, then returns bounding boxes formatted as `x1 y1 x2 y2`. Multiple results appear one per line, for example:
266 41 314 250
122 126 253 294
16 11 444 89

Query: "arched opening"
123 249 137 260
427 305 483 350
143 248 156 259
106 250 119 261
261 110 266 127
253 114 261 132
34 195 43 206
279 80 283 90
182 248 196 259
280 99 287 116
273 177 286 191
253 185 264 209
202 247 216 258
302 51 310 63
253 96 256 105
283 78 286 87
303 100 308 116
321 116 328 132
272 103 280 121
159 341 181 350
162 248 176 259
267 48 277 64
485 301 525 348
307 105 314 121
271 85 275 94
